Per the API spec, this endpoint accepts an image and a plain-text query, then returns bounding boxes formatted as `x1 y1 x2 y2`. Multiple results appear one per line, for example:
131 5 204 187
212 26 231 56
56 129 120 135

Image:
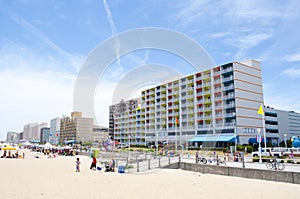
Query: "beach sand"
0 149 299 199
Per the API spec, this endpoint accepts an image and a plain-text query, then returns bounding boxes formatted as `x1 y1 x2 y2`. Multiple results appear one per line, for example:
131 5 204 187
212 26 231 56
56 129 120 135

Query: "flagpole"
258 104 266 156
175 122 177 155
262 110 267 154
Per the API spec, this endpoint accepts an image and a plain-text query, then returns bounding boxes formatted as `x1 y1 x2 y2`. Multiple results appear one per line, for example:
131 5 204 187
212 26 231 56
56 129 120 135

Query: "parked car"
252 148 283 157
116 143 129 148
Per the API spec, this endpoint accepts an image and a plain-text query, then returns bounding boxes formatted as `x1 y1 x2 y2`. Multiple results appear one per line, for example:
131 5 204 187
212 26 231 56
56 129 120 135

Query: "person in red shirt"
90 156 97 170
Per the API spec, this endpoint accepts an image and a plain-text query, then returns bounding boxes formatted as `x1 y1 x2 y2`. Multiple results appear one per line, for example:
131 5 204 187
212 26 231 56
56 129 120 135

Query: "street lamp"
155 133 158 157
284 134 287 148
128 133 131 160
185 134 188 157
257 128 262 163
234 127 237 153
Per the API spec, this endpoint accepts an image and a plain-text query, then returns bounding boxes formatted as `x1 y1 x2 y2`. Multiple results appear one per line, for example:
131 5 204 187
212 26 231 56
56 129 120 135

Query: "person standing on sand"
75 158 81 172
90 156 97 170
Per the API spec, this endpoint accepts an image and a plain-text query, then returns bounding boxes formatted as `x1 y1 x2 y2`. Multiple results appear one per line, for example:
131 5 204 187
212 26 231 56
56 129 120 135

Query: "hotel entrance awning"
189 135 236 142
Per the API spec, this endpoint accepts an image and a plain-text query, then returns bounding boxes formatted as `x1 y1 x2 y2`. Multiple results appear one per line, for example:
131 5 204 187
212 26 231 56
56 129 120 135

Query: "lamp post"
175 125 178 155
234 127 237 153
284 134 287 148
185 134 188 156
155 133 158 157
128 133 131 160
258 128 262 163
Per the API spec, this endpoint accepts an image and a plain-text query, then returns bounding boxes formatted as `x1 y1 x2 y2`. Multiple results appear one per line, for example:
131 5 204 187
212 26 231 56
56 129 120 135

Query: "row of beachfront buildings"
109 60 300 147
6 111 108 145
7 59 300 147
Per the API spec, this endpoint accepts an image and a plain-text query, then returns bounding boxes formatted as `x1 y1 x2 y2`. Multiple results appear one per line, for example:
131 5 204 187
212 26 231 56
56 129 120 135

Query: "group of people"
75 156 116 172
0 150 24 159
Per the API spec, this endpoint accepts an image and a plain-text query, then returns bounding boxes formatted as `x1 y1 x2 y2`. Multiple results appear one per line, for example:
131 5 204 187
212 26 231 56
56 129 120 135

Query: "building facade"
109 98 140 139
92 126 109 146
23 122 48 141
49 117 61 145
40 127 50 143
112 60 265 146
59 112 94 144
6 131 19 143
264 106 300 146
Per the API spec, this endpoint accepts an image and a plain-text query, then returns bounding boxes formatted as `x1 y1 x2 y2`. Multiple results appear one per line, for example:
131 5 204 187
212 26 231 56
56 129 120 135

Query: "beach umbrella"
44 142 53 149
2 145 17 150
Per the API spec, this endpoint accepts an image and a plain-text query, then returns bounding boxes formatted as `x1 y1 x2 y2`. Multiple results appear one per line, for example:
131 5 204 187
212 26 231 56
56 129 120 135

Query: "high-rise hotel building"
111 60 264 146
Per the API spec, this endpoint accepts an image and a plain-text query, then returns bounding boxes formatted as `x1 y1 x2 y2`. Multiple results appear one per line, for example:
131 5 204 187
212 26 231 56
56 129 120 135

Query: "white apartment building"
112 60 265 146
49 117 61 145
6 131 19 143
23 122 48 141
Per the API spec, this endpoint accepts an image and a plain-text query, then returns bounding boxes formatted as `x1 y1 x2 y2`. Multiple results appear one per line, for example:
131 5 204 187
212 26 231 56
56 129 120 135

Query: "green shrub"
147 149 155 153
237 145 244 151
287 160 294 164
297 162 300 164
280 160 284 163
245 146 253 153
125 165 134 169
252 157 268 162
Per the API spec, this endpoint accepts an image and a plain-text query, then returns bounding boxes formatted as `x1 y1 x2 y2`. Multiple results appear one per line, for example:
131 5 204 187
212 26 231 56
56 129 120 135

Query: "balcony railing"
223 85 234 91
222 67 233 73
223 76 233 82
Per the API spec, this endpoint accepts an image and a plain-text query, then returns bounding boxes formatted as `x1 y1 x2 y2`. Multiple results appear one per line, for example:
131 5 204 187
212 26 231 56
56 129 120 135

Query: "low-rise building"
59 111 94 144
40 127 50 144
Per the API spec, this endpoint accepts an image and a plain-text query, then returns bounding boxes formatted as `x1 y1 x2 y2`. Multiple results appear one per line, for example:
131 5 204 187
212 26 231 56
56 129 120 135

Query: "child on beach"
90 156 97 170
75 158 81 172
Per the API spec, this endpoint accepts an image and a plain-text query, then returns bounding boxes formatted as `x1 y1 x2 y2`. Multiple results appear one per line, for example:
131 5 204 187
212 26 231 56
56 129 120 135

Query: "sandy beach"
0 149 299 199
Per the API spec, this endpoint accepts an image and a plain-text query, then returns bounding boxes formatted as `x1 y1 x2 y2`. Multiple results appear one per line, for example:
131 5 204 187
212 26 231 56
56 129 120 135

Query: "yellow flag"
257 104 263 115
136 104 141 111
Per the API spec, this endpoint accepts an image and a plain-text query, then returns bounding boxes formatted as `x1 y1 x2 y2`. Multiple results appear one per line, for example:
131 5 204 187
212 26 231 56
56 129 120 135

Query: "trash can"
118 165 125 173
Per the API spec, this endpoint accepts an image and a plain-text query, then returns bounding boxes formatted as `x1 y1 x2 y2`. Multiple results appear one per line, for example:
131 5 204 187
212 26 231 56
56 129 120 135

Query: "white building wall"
49 118 61 145
233 61 264 144
76 117 94 143
23 123 37 140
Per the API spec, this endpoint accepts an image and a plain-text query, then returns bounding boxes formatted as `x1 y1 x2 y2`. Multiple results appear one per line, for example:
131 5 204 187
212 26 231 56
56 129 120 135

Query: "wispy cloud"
0 33 24 50
103 0 117 35
284 53 300 62
226 32 272 60
12 16 80 70
209 32 231 39
282 67 300 78
1 7 82 72
0 50 76 137
103 0 121 66
231 33 272 48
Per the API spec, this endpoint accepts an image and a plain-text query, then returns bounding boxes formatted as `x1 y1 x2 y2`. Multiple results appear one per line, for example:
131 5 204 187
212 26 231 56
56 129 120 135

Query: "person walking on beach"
90 156 97 170
75 158 81 172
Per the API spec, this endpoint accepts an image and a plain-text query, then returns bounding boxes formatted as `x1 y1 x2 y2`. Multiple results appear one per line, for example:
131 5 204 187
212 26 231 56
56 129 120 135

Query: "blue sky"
1 0 300 140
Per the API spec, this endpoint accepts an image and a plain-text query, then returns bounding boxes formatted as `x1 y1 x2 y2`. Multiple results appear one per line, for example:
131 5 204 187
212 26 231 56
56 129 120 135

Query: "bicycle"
207 156 226 165
196 156 207 164
266 158 285 170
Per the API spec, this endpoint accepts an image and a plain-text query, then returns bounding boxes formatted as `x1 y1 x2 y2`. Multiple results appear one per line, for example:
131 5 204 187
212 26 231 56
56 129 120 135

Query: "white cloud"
103 0 121 66
0 67 75 140
284 53 300 62
210 32 231 38
282 67 300 78
228 33 272 48
0 38 81 140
